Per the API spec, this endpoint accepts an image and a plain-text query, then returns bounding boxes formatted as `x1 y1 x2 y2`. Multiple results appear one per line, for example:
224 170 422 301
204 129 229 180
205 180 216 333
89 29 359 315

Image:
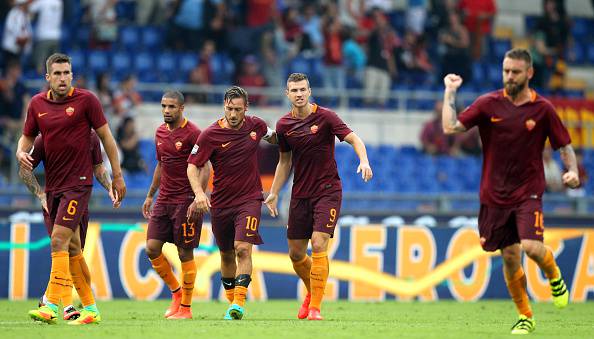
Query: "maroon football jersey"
155 118 201 203
458 89 571 207
187 115 268 208
23 88 108 192
276 104 353 198
31 130 103 177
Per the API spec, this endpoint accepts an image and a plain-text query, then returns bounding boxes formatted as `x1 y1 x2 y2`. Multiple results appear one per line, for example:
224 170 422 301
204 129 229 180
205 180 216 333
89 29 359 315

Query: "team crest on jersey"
310 124 319 134
175 141 183 150
191 144 199 154
65 106 75 116
250 131 257 140
525 119 536 131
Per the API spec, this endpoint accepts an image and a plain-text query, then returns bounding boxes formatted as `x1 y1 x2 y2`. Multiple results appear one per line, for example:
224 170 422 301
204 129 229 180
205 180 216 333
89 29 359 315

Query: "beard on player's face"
504 77 527 97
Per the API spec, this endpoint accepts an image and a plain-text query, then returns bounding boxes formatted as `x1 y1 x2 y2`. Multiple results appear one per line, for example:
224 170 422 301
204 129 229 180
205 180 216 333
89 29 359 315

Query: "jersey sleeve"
85 92 109 130
328 110 353 141
276 120 291 152
458 95 488 130
23 102 39 137
187 130 214 167
90 132 103 165
30 136 44 169
154 131 161 161
546 104 571 150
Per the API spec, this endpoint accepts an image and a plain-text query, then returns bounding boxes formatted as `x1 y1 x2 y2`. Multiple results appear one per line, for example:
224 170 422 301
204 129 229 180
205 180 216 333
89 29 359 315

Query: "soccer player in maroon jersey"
264 73 373 321
441 49 579 335
187 86 276 320
16 53 126 325
142 91 209 320
19 131 116 321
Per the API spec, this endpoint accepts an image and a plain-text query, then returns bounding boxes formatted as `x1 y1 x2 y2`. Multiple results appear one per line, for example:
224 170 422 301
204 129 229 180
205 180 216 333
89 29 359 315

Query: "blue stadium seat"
88 50 110 73
134 52 155 74
570 43 584 65
179 53 198 73
288 56 310 75
118 26 140 50
141 26 163 50
65 49 86 73
156 52 177 81
111 51 132 73
115 1 136 22
74 25 91 47
491 39 512 60
571 18 592 39
211 53 235 84
524 16 539 32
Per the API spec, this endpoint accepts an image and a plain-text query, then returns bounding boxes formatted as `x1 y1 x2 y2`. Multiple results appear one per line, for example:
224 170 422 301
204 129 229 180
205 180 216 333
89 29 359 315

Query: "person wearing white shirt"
2 0 33 69
30 0 63 73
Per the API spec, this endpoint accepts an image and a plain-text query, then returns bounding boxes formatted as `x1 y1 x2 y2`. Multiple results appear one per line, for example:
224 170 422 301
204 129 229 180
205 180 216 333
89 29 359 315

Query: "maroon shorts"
478 198 544 252
287 189 342 240
210 200 263 252
43 207 89 249
45 187 92 239
147 199 203 249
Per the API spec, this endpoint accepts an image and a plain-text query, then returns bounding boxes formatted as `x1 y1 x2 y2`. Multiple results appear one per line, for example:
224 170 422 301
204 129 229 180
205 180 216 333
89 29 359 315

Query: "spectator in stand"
95 72 114 118
398 31 433 83
236 55 267 106
543 147 564 193
426 0 457 41
167 0 216 51
537 0 571 60
260 20 296 89
2 0 33 70
439 12 471 83
363 8 399 107
301 3 324 55
116 117 147 174
322 17 345 92
246 0 277 28
457 0 496 60
341 26 366 86
186 40 215 104
420 101 456 156
87 0 118 49
406 0 428 36
205 0 227 52
0 60 27 179
136 0 167 25
113 74 142 118
536 0 571 92
30 0 62 74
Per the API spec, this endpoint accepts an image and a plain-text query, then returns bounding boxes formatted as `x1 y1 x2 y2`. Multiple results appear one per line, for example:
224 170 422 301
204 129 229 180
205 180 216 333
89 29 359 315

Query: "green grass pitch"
1 300 593 338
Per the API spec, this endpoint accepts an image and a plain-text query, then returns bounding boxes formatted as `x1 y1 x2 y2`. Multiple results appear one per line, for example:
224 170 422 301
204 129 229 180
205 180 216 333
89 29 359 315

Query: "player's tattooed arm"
442 74 467 134
18 166 43 198
93 163 112 192
559 144 580 188
18 165 47 212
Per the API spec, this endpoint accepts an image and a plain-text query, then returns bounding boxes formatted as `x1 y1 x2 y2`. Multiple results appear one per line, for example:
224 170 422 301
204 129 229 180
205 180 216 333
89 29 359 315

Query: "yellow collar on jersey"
503 88 536 103
291 103 318 118
166 117 188 130
46 86 75 100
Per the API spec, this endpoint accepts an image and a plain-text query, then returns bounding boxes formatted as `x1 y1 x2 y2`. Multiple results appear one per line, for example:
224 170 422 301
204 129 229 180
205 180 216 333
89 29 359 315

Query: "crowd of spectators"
0 0 591 186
